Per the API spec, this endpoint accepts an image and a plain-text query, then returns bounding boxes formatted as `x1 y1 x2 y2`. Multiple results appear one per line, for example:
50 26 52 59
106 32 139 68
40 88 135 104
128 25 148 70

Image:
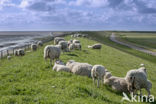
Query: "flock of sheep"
43 33 152 98
7 33 152 98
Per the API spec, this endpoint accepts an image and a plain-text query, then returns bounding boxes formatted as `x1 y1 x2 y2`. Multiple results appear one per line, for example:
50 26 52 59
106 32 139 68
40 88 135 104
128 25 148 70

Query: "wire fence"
0 36 54 59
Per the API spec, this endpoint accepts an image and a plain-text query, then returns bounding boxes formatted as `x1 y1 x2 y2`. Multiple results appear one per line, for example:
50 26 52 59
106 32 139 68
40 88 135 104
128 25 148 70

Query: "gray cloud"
27 2 54 11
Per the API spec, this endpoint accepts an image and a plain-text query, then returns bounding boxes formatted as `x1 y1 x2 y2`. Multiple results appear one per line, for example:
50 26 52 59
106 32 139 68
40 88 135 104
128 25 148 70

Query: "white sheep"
67 40 73 46
74 43 81 50
91 65 106 88
68 43 81 51
73 39 80 44
44 45 61 66
31 44 37 51
53 60 71 72
37 41 43 47
54 37 65 45
88 44 102 49
15 49 25 56
125 66 152 97
66 60 92 77
104 72 129 93
58 41 69 52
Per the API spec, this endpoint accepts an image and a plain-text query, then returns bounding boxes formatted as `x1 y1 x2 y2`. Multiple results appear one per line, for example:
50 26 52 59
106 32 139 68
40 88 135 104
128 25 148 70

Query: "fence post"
1 51 3 58
13 48 14 55
7 50 9 56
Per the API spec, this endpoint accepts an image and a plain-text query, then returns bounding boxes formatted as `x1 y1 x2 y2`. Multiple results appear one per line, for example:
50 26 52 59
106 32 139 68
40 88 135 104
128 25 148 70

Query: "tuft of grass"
0 33 155 104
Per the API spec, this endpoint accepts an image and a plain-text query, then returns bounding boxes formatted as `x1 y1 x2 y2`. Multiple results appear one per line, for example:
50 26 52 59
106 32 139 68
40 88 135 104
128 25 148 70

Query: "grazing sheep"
15 49 25 56
67 40 73 46
58 41 69 52
7 56 11 60
53 60 71 72
66 60 92 77
88 44 102 49
54 37 65 45
68 43 74 51
31 44 37 51
74 43 81 50
68 43 81 51
125 66 152 97
37 41 43 47
44 45 61 66
73 39 80 44
91 65 106 88
104 72 129 93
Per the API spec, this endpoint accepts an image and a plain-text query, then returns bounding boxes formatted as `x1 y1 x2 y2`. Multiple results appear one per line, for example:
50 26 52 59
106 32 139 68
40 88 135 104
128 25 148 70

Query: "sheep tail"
44 47 50 60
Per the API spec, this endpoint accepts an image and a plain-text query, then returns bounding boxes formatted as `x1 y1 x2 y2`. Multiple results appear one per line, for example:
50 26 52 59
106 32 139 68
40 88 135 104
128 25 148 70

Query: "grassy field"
0 32 156 104
115 32 156 52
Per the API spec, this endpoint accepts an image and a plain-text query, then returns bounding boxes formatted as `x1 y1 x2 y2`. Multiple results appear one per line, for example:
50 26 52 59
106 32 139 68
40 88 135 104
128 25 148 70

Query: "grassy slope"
0 34 156 104
116 32 156 52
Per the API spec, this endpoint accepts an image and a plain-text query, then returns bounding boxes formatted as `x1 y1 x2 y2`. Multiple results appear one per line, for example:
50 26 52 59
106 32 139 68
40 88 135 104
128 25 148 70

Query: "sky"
0 0 156 31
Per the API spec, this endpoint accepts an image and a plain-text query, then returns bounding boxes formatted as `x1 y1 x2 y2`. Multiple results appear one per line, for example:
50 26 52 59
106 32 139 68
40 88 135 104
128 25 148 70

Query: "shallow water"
0 31 52 51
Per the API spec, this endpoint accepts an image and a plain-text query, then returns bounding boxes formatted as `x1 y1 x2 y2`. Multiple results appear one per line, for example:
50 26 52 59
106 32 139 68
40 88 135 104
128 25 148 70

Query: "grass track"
0 33 156 104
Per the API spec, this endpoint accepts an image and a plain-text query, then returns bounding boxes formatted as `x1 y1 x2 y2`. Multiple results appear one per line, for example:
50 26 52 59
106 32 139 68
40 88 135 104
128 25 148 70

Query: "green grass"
116 32 156 52
0 33 156 104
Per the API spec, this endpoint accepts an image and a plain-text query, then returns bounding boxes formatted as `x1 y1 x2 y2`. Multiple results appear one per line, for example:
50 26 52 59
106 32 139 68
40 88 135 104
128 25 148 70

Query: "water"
0 31 52 51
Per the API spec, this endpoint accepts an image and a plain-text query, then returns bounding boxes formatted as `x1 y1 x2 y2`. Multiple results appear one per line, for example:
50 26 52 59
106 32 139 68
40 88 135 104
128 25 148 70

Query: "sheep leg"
50 59 52 66
93 78 95 86
101 78 104 85
97 77 100 88
146 88 151 98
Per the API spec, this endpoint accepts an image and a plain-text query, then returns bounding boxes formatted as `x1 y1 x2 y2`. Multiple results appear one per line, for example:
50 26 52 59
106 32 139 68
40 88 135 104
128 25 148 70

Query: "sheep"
88 44 102 49
31 44 37 51
68 43 81 51
73 39 80 44
66 60 92 77
37 41 43 47
53 60 71 72
54 37 65 45
7 56 11 60
58 41 69 52
67 40 73 46
125 66 152 97
15 49 25 56
66 60 79 69
68 43 74 51
104 72 129 93
44 45 61 66
91 65 106 88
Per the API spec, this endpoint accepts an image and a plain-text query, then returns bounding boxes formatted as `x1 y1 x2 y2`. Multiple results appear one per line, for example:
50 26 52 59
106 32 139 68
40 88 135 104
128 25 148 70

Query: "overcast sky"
0 0 156 31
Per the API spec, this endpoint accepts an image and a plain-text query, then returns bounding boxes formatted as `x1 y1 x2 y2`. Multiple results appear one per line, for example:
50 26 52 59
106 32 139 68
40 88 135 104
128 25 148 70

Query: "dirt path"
110 33 156 56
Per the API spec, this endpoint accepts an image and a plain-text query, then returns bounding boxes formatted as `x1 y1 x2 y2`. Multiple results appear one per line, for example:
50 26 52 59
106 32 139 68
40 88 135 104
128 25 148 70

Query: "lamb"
54 37 65 45
125 66 152 97
73 39 80 44
58 41 69 52
104 72 129 93
15 49 25 56
37 41 43 47
91 65 106 88
66 60 92 77
53 60 71 72
31 44 37 51
44 45 61 66
88 44 102 49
